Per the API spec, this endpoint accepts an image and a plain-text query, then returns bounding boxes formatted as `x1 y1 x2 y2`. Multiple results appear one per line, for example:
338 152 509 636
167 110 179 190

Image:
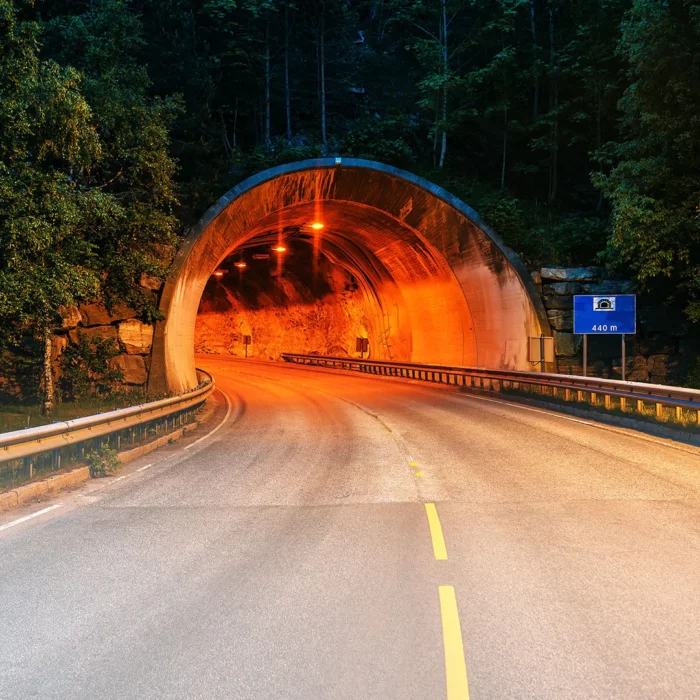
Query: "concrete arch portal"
149 159 549 394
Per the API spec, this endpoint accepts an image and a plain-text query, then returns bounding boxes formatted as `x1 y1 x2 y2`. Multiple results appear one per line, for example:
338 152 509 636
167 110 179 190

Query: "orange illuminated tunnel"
148 159 549 394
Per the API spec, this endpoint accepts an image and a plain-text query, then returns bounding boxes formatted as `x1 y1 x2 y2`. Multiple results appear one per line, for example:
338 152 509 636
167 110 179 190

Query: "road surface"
1 356 699 699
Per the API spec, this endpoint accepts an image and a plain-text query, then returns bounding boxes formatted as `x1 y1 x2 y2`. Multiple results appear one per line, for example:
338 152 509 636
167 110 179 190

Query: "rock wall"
531 267 697 384
194 254 373 360
51 275 160 388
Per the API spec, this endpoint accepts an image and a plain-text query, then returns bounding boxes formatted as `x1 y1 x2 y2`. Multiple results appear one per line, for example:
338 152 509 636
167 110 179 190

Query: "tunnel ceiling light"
213 268 228 277
252 253 270 260
310 222 324 230
234 261 247 269
273 245 287 253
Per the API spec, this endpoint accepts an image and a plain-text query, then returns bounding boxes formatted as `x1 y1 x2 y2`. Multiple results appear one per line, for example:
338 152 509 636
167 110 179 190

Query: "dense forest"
1 0 700 393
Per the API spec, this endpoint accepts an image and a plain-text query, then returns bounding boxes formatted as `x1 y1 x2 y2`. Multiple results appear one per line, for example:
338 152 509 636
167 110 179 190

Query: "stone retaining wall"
53 274 161 388
531 267 697 384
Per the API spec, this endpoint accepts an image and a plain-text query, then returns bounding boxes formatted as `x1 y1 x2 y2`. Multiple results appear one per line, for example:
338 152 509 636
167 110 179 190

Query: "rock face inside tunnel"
195 242 371 359
149 159 549 394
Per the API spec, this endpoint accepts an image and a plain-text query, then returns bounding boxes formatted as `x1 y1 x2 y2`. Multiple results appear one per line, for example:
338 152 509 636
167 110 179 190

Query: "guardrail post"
620 397 627 412
637 399 643 413
676 406 683 423
564 388 571 402
604 394 611 410
590 392 597 406
656 403 663 419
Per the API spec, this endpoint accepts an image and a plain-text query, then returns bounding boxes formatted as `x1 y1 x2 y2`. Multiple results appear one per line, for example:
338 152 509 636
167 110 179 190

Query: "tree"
0 0 104 412
43 0 181 316
0 0 180 412
594 0 700 320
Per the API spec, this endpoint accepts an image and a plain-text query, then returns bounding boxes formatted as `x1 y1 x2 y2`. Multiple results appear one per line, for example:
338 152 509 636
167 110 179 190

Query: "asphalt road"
1 356 700 699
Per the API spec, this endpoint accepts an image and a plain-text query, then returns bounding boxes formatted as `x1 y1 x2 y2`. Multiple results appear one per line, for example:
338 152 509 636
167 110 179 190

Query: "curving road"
1 356 700 699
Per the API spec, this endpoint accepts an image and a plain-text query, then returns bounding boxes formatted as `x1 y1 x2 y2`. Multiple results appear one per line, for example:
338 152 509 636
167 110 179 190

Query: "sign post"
356 337 369 359
540 334 545 373
574 295 636 379
621 335 626 381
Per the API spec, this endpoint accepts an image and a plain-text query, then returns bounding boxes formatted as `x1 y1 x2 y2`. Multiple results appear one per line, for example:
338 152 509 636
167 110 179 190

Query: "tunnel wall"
149 159 549 394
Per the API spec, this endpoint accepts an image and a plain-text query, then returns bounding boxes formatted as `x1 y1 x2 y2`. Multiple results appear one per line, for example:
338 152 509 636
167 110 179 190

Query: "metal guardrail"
0 369 215 473
281 354 700 426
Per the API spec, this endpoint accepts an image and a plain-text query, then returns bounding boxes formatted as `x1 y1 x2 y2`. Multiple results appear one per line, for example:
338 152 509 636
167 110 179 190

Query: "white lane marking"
455 391 700 456
136 464 152 472
460 393 596 426
111 476 127 483
184 388 233 451
0 504 62 533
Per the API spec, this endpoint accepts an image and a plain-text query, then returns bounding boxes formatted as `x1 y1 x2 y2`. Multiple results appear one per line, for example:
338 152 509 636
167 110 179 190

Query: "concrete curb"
0 397 218 513
0 467 90 512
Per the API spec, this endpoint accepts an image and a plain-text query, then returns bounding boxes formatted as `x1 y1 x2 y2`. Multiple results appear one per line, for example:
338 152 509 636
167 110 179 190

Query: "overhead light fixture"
310 222 324 230
213 268 227 278
252 253 270 260
234 261 247 269
273 245 287 253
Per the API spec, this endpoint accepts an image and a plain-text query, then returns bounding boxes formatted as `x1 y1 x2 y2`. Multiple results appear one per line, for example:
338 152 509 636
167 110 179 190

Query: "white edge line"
111 476 127 483
455 391 700 455
0 504 62 532
184 388 233 450
136 464 153 472
462 393 595 426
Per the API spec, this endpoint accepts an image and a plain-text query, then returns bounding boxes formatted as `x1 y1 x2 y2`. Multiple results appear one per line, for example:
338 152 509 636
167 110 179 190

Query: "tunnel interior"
196 235 378 360
151 160 548 394
194 199 476 364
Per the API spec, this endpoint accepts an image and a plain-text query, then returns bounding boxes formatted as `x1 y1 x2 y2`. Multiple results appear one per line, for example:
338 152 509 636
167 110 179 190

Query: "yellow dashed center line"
424 503 448 560
439 586 471 700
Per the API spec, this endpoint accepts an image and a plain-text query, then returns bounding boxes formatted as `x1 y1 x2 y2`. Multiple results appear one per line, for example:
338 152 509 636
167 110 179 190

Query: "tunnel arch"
149 158 549 394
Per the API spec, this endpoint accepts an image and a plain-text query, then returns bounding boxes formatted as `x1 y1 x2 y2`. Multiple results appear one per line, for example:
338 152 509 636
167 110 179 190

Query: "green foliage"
59 334 123 401
0 0 103 341
686 356 700 390
0 0 179 354
42 0 182 317
339 118 415 167
594 0 700 320
86 445 120 478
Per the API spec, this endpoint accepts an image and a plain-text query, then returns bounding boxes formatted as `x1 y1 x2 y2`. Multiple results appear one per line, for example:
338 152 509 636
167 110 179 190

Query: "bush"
86 446 121 478
685 356 700 390
59 334 123 401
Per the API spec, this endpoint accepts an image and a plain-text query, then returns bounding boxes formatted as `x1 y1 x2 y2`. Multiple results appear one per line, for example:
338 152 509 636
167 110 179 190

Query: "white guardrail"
281 353 700 427
0 369 215 467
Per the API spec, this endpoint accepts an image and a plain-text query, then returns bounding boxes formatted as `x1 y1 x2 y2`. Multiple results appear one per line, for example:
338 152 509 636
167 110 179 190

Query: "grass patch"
0 393 150 433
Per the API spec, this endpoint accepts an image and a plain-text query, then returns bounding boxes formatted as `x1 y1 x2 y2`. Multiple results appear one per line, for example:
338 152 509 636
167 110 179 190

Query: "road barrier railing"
0 370 215 486
281 353 700 428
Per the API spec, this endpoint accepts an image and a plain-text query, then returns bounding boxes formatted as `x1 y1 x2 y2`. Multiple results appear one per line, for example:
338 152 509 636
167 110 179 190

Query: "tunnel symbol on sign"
593 297 615 311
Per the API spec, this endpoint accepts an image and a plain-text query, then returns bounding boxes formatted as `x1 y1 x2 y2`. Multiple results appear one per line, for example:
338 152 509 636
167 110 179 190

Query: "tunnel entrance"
149 159 549 394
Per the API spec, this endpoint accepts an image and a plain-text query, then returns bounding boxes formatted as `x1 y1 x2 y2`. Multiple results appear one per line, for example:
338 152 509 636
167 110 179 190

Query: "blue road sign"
573 294 636 334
